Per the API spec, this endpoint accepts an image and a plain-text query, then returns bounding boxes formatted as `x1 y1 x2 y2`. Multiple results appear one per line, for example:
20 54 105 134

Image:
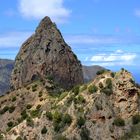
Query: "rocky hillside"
11 16 83 90
0 69 140 140
0 59 14 95
82 65 105 83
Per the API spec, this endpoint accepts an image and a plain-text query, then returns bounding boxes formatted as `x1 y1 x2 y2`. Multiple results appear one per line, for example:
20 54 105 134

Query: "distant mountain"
83 65 105 83
0 59 14 95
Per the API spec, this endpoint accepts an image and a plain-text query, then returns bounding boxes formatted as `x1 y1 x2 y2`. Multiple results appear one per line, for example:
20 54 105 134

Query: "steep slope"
83 65 105 83
11 16 84 90
0 69 140 140
0 59 14 95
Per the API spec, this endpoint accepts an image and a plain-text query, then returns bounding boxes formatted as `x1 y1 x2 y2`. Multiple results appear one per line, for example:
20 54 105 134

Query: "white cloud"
19 0 71 23
0 32 32 48
89 50 137 66
135 9 140 17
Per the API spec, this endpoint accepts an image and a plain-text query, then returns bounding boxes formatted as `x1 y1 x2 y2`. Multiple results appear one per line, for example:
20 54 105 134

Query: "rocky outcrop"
11 16 83 90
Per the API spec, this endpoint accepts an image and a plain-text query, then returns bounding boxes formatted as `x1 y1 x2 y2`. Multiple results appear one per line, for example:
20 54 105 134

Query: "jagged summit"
11 16 84 90
36 16 54 33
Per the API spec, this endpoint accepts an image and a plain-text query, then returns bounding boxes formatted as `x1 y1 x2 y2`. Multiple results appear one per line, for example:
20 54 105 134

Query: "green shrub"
96 70 105 75
80 127 91 140
9 106 15 113
74 95 86 104
106 78 112 89
53 122 64 132
26 117 34 127
21 110 28 119
46 111 53 120
26 104 32 109
12 96 16 102
101 78 113 96
111 72 115 78
0 133 3 140
73 86 80 95
88 85 98 93
113 118 125 127
62 114 72 124
38 91 43 97
41 126 48 134
77 116 86 128
0 106 9 114
101 87 113 96
36 104 41 110
7 121 14 127
132 114 140 125
32 84 38 92
30 109 40 118
16 136 22 140
53 111 62 123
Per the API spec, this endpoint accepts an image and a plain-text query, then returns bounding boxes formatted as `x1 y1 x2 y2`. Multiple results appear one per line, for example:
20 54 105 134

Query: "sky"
0 0 140 82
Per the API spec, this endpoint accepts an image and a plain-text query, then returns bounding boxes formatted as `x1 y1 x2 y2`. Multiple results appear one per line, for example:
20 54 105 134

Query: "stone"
11 16 84 90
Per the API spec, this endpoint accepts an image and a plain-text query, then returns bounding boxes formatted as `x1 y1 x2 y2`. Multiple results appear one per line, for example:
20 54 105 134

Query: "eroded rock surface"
11 17 83 90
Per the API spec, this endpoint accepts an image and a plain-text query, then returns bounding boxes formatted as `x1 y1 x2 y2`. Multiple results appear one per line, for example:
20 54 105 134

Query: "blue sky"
0 0 140 82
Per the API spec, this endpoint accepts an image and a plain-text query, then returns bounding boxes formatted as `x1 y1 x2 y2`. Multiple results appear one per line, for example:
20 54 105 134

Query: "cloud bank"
87 50 137 66
19 0 71 23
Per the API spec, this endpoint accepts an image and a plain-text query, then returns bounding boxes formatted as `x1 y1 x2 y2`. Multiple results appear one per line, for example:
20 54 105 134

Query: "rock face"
11 16 83 90
0 59 14 95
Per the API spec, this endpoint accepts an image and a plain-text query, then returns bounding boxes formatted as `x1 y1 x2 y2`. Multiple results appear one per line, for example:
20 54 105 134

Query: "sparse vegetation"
12 96 16 102
132 114 140 125
62 114 72 124
80 127 92 140
46 111 53 120
77 116 86 128
9 106 15 113
96 69 105 75
101 78 113 96
16 136 22 140
32 84 38 92
74 95 86 104
113 118 125 127
38 91 43 97
26 104 32 109
7 121 14 127
30 109 40 118
41 126 47 134
73 86 80 95
26 117 34 127
88 85 98 93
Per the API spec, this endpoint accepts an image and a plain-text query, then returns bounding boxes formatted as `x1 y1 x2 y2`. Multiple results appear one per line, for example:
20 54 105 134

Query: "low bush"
96 70 105 75
12 96 16 102
88 85 98 93
73 86 80 95
77 116 86 128
74 95 86 104
132 114 140 125
46 111 53 120
62 114 72 124
113 117 125 127
7 121 14 127
26 117 34 127
16 136 22 140
9 106 15 113
26 104 32 109
41 126 48 134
